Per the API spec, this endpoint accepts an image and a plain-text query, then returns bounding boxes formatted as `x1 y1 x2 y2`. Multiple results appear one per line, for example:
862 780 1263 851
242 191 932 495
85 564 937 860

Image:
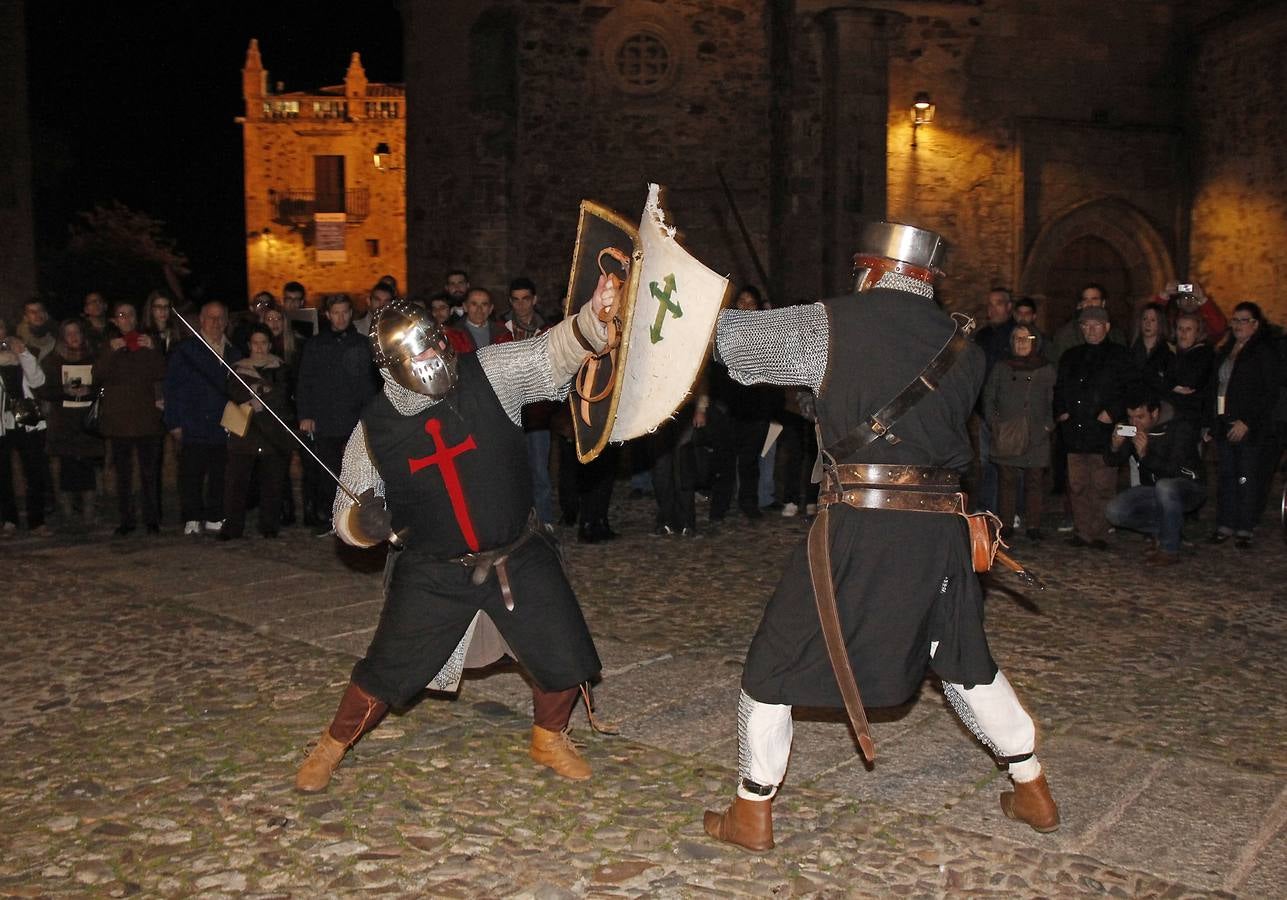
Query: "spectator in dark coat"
1106 390 1205 566
1053 307 1133 548
222 326 295 540
1208 302 1282 548
295 294 379 533
95 302 167 536
982 325 1055 541
1128 303 1174 397
165 301 242 535
37 320 105 529
1166 312 1215 426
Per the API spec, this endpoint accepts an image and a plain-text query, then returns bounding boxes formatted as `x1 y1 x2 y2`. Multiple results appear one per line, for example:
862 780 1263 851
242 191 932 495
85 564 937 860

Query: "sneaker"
32 524 55 537
204 520 225 533
781 502 799 518
1056 518 1075 533
805 503 818 516
1146 549 1181 567
1208 529 1232 545
183 520 202 536
0 522 15 539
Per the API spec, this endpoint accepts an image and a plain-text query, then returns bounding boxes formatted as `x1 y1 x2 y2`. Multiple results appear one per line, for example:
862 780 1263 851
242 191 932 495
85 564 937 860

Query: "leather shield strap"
806 506 876 762
826 315 973 461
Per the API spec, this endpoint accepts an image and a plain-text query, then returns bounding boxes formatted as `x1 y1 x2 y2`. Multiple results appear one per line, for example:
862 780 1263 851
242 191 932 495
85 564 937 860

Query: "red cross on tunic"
408 418 480 551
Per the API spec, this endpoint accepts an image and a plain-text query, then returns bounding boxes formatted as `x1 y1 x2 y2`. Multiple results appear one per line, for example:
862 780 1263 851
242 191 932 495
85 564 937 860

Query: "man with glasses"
164 302 241 535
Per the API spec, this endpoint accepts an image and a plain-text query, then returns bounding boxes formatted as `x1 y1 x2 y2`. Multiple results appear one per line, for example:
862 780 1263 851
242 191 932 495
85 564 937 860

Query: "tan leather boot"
529 725 591 780
1000 772 1060 833
294 681 387 793
295 731 349 793
703 795 774 851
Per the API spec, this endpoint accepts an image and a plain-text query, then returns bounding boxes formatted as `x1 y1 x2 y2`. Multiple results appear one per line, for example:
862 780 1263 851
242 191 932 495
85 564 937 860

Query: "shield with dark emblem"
565 184 730 462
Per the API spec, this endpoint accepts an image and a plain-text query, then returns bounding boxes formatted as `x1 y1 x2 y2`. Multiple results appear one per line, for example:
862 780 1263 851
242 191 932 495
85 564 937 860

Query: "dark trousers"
312 435 347 525
709 411 768 519
650 422 695 531
224 448 287 537
556 433 579 525
57 456 98 493
778 413 819 507
1106 477 1206 552
110 436 161 528
178 441 227 523
0 429 47 528
1215 438 1272 534
577 444 618 528
997 465 1044 531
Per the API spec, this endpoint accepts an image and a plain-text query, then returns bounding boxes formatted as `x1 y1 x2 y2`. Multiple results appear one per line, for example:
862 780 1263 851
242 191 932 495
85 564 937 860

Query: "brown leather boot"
704 795 774 851
1000 772 1060 833
294 681 388 793
529 725 591 780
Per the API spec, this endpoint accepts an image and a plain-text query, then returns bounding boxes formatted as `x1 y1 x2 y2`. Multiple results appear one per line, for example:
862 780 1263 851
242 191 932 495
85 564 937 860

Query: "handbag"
992 417 1030 458
12 397 44 428
82 388 105 436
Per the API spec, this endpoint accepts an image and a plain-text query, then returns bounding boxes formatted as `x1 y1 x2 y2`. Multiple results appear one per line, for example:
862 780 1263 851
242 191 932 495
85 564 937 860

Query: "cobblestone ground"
1 482 1283 898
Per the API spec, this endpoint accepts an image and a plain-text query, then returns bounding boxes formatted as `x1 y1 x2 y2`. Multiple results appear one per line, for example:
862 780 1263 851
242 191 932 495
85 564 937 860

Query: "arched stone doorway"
1019 199 1175 337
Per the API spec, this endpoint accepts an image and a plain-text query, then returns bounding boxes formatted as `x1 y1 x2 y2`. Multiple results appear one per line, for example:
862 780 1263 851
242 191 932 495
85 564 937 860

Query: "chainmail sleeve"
715 303 830 392
476 334 565 427
332 421 385 548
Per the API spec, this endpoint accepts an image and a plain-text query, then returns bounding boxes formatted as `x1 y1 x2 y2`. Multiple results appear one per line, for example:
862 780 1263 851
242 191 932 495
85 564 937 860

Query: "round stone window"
615 31 672 91
600 18 682 95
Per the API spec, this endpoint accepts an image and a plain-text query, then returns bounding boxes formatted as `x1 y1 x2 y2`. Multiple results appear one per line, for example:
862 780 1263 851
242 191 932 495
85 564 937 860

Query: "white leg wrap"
737 690 792 800
944 670 1040 781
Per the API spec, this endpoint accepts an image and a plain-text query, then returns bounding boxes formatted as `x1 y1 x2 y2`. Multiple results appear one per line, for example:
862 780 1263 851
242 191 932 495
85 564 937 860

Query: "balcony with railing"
259 85 404 122
270 188 370 226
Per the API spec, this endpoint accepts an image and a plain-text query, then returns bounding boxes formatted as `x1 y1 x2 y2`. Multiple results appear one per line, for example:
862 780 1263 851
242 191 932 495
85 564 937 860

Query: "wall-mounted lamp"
911 92 935 148
373 142 394 171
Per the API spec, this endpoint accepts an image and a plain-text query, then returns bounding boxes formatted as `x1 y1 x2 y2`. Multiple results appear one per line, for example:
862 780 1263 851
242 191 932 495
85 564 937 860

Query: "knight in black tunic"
295 285 616 793
702 223 1061 852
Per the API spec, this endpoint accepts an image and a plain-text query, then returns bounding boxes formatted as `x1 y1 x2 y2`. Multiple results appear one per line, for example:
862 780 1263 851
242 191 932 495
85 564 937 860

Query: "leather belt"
828 464 960 489
451 512 541 611
819 487 964 514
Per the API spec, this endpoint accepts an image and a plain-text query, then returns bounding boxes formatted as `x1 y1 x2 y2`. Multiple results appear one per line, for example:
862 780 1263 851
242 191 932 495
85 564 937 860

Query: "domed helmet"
369 299 458 399
851 222 947 293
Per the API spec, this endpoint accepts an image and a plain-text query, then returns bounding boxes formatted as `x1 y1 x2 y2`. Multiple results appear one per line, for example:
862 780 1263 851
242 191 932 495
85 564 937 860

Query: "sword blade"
170 308 361 504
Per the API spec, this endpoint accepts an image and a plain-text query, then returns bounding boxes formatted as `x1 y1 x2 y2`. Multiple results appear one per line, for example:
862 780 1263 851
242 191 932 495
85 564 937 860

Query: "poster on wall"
314 212 347 262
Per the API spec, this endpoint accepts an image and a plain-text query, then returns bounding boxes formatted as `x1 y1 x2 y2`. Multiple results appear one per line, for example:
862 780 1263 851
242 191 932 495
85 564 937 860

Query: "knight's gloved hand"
353 488 392 542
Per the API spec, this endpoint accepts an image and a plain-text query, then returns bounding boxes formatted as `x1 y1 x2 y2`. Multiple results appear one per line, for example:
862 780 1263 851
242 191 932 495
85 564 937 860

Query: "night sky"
25 2 403 305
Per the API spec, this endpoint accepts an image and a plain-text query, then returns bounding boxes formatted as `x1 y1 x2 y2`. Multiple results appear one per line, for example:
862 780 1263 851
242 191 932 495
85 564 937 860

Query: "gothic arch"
1020 198 1176 326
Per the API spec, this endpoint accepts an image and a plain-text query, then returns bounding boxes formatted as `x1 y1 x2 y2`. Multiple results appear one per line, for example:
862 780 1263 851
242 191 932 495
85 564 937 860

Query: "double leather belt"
819 464 963 514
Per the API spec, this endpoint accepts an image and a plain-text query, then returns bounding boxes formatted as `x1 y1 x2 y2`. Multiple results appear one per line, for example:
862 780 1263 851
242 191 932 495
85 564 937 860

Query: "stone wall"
1188 4 1287 323
404 0 772 308
403 0 1281 332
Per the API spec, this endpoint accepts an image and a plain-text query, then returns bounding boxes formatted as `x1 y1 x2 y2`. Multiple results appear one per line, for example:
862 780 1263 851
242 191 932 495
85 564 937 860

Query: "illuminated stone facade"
239 40 406 308
401 2 1284 325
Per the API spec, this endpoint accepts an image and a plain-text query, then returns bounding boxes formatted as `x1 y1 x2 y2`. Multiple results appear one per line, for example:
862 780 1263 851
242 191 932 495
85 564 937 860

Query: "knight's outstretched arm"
477 300 609 426
332 422 387 548
714 303 831 392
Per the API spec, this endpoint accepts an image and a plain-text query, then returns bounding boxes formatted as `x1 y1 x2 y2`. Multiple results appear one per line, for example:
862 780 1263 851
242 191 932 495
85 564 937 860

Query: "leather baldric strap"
826 313 975 461
806 506 876 762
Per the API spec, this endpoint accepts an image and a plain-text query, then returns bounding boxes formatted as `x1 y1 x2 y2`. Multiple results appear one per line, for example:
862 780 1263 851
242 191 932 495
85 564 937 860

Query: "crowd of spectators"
1 275 1284 564
977 282 1286 563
